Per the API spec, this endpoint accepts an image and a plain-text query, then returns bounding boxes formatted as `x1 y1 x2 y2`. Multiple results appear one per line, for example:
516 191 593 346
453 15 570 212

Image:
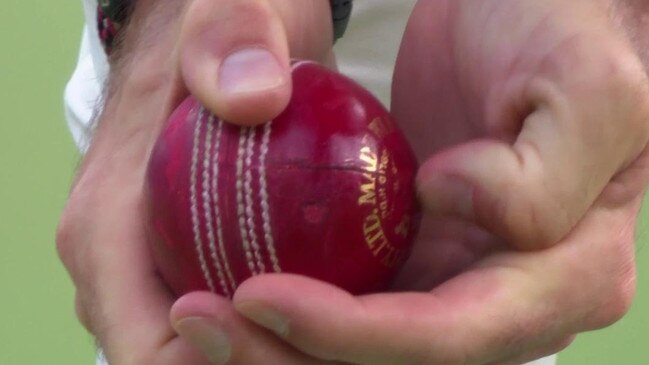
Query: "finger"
391 0 649 251
233 202 638 365
171 292 347 365
179 0 333 126
413 3 649 250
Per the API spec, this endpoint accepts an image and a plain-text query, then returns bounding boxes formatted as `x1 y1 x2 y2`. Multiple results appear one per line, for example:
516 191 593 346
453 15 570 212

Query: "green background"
0 1 647 364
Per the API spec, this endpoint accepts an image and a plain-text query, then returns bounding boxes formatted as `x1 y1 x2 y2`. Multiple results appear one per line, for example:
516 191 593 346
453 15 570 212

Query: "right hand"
56 0 334 363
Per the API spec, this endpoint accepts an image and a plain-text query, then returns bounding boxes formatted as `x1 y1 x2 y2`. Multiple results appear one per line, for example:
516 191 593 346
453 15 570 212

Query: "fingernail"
235 301 289 337
418 175 475 219
219 48 286 95
174 317 231 364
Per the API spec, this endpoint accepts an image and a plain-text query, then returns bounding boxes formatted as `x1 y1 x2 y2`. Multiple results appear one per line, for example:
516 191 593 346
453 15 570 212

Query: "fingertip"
233 274 352 306
170 291 226 324
172 316 233 364
232 274 294 306
181 47 292 126
415 147 477 221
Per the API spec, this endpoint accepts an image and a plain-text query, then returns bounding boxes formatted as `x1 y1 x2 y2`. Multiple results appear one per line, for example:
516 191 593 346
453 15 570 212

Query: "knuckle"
56 187 100 287
59 206 102 336
547 34 642 97
541 34 649 136
75 293 95 334
589 47 640 94
55 207 78 271
601 51 649 136
593 265 636 328
587 234 637 328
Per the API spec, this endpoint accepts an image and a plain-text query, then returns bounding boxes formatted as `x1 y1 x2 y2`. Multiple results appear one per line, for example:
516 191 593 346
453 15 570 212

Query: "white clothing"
66 1 556 365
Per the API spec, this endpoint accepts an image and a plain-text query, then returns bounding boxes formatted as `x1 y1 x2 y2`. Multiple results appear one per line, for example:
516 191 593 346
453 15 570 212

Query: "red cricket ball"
146 60 420 298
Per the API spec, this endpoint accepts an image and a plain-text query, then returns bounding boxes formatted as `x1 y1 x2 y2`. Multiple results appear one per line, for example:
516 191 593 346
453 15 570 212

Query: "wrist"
85 1 185 173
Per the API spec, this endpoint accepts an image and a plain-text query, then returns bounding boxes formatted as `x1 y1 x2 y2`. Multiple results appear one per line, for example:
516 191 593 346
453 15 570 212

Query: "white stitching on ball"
202 115 231 297
236 127 257 275
259 121 281 272
190 106 216 292
211 117 237 294
244 127 266 274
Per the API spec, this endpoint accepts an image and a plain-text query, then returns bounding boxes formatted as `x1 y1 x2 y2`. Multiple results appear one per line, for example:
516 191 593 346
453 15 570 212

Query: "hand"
195 0 649 364
56 0 333 363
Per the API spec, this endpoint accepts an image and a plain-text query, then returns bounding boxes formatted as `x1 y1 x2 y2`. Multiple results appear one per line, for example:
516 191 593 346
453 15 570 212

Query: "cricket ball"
146 60 420 298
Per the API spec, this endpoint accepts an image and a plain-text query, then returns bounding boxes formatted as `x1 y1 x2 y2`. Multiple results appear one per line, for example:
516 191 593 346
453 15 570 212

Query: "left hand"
56 0 335 364
172 0 649 364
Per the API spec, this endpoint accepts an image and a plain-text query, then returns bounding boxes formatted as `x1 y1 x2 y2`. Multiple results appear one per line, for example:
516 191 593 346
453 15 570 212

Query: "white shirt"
66 1 556 364
64 0 414 152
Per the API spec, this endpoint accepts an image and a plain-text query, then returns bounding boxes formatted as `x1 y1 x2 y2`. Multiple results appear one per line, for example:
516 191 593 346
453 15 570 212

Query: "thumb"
179 0 333 126
417 139 576 250
416 130 636 251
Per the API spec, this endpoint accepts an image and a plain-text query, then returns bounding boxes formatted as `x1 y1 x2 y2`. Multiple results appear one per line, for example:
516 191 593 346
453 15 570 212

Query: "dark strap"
331 0 353 41
97 0 131 54
97 0 353 55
